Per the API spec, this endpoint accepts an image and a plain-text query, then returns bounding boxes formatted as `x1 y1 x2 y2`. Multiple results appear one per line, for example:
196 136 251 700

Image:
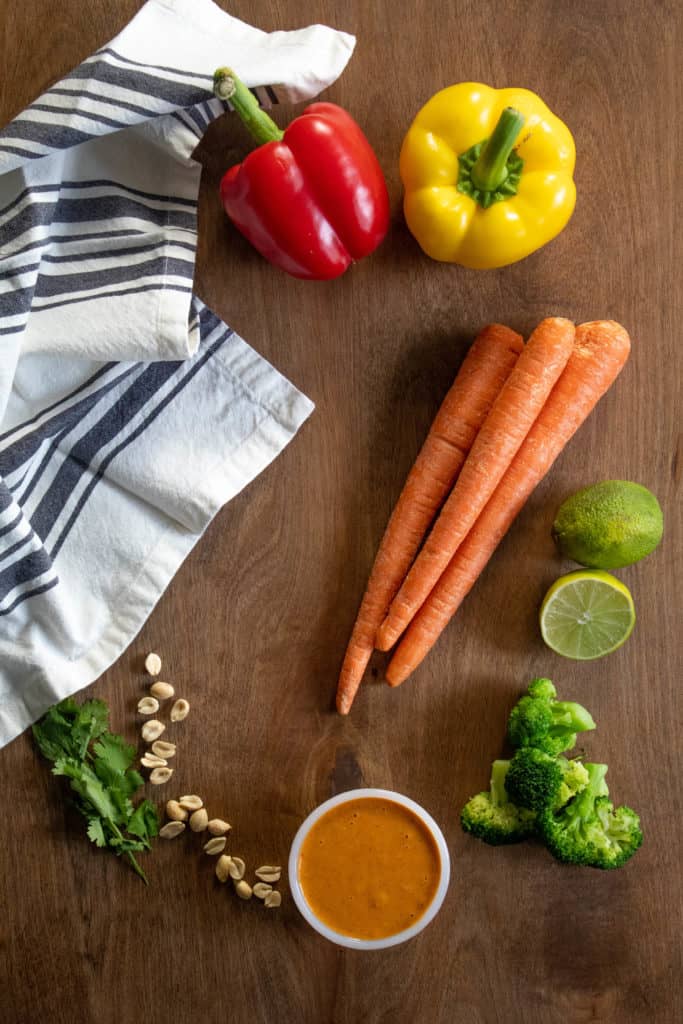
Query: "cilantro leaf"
73 700 109 755
53 758 121 822
92 732 135 773
128 800 160 844
87 818 107 848
93 758 142 800
32 701 81 761
33 698 111 762
33 721 69 762
92 752 142 824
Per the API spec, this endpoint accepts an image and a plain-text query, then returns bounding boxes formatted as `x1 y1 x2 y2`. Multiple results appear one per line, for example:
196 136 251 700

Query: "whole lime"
552 480 663 569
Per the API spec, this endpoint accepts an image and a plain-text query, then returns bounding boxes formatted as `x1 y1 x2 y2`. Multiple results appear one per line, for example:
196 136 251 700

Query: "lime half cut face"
539 570 636 660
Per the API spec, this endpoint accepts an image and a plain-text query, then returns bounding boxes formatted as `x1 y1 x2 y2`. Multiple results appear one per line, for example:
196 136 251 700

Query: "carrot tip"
385 665 406 688
374 622 395 651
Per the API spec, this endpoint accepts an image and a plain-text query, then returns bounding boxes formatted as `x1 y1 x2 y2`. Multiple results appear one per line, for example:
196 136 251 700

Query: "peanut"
216 855 232 883
150 681 174 700
189 808 208 832
140 753 167 768
170 698 190 722
144 652 162 676
137 696 160 716
207 819 231 836
141 719 165 743
234 879 252 900
178 795 203 811
159 821 185 839
151 740 176 759
203 837 227 855
228 856 246 881
254 866 281 884
166 800 188 822
252 882 273 900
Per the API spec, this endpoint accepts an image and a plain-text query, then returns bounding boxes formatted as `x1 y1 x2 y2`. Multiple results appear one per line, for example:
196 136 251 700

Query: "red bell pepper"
213 68 390 280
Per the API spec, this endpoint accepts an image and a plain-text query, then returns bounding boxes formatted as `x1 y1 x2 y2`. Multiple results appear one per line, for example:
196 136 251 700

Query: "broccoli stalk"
538 763 643 869
461 760 536 846
505 747 590 812
507 678 596 756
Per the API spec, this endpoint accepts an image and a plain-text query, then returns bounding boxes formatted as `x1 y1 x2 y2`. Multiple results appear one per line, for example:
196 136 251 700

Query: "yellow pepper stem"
456 107 526 209
470 107 525 192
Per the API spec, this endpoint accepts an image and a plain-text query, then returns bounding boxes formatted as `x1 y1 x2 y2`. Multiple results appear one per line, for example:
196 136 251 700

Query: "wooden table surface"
1 2 680 1022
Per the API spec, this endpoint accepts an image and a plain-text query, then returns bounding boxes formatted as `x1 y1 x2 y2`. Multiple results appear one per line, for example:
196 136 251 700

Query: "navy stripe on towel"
30 360 188 545
42 87 166 119
0 546 55 604
0 486 14 514
34 255 194 299
51 327 232 558
1 366 140 483
0 288 36 318
0 363 117 444
0 142 49 160
96 48 214 83
64 57 210 107
0 577 59 616
1 188 197 259
32 280 192 313
8 229 147 260
0 119 94 150
1 179 198 221
0 510 23 538
27 103 128 131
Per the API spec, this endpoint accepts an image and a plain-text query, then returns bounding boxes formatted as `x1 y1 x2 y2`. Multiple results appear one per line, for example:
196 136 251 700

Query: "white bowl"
288 787 450 950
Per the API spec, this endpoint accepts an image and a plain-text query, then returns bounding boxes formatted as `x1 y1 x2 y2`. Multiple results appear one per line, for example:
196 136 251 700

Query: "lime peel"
552 480 663 569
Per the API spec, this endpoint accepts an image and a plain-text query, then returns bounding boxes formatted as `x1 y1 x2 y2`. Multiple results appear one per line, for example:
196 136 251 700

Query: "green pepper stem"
470 107 525 192
213 68 284 145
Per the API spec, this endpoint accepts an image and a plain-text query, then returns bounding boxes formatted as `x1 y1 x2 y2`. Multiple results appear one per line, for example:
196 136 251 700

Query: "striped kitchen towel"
0 0 355 747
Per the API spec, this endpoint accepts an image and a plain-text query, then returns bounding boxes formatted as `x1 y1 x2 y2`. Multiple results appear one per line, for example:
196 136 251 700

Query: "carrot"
335 323 524 714
376 317 575 652
385 320 632 686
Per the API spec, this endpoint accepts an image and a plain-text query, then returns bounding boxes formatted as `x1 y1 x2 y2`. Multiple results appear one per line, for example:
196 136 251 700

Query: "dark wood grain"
0 2 681 1022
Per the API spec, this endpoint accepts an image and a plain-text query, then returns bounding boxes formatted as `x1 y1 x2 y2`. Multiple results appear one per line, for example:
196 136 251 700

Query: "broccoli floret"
461 760 536 846
538 763 643 869
507 677 596 756
527 678 557 700
506 747 590 812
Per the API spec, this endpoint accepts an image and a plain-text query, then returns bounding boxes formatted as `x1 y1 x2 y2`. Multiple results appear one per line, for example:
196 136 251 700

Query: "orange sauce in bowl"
297 797 441 940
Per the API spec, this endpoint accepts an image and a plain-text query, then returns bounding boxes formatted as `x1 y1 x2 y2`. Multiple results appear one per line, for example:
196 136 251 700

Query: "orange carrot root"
335 324 524 714
377 317 575 652
385 320 631 686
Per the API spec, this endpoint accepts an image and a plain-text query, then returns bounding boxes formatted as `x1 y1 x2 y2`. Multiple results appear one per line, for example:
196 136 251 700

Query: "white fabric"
0 0 354 746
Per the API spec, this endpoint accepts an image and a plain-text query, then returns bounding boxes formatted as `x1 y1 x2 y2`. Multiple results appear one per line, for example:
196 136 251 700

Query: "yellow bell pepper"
400 83 576 269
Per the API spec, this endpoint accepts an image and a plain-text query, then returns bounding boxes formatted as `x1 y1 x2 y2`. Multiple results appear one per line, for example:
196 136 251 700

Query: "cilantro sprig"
33 697 159 883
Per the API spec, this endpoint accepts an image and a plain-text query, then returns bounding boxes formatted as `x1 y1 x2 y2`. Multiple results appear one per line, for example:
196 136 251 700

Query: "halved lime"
539 571 635 660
